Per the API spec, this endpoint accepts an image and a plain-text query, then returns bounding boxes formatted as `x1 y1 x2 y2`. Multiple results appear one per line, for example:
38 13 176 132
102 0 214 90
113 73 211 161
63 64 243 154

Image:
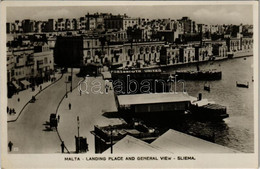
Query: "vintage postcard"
0 1 258 168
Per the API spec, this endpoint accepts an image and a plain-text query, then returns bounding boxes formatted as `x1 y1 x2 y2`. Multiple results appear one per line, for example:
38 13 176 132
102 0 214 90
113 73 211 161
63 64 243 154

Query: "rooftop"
151 129 239 153
118 92 191 106
103 135 168 154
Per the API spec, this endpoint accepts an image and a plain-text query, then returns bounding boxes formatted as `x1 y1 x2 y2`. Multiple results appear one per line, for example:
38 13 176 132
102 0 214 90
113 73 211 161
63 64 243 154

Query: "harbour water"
163 56 254 153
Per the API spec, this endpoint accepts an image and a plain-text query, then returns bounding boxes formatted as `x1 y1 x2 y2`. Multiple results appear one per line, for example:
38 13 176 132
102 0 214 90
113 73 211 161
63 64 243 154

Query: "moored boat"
236 81 249 88
175 69 222 80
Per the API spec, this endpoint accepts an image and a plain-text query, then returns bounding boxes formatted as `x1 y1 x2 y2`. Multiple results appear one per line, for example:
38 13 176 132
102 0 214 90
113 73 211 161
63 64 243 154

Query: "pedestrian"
58 115 60 123
105 84 108 93
61 141 65 153
18 98 20 102
8 141 13 152
69 103 71 110
7 106 9 113
40 85 42 91
80 90 81 96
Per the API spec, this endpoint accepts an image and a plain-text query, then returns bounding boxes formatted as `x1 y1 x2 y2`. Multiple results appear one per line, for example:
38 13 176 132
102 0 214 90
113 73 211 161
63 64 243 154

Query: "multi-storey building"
57 18 66 31
227 37 241 52
177 17 196 34
7 42 54 89
241 37 253 50
22 19 36 33
104 14 139 30
179 45 196 63
82 36 164 65
159 45 180 64
212 44 228 58
33 42 54 83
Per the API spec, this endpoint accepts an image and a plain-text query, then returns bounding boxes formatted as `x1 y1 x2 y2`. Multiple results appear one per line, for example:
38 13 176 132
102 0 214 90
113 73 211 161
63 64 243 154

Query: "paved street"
8 71 81 153
57 76 121 153
7 73 62 122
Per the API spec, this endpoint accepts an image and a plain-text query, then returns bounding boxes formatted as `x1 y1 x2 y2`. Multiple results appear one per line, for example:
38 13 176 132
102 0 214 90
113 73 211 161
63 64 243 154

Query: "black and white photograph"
0 1 258 168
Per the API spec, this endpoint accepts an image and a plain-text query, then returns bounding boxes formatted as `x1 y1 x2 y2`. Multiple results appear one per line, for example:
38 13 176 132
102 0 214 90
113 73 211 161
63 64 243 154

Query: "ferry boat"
111 68 171 95
190 94 229 121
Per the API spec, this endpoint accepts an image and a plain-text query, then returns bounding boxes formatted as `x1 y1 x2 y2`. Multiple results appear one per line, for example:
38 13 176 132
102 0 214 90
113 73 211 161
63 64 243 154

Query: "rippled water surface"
165 56 254 153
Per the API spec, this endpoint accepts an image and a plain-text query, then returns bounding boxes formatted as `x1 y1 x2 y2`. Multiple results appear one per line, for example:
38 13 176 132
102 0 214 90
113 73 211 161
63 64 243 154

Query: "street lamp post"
77 116 80 153
65 76 68 98
70 67 73 92
168 74 173 92
109 125 113 154
175 74 178 93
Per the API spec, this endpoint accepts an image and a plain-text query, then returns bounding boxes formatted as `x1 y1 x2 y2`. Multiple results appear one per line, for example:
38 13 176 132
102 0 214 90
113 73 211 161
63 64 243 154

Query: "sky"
7 5 253 25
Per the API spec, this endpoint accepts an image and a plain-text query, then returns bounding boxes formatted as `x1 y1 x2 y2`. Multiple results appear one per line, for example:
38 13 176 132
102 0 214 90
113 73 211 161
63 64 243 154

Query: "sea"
162 56 254 153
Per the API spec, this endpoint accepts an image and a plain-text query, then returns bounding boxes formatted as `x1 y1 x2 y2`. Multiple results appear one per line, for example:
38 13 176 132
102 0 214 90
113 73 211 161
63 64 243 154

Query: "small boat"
244 57 247 60
204 83 210 92
236 81 249 88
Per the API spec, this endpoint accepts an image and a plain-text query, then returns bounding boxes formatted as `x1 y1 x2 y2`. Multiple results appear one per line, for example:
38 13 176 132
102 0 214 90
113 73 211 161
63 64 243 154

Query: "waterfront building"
82 36 164 66
179 45 196 63
212 44 228 58
241 37 253 50
91 122 160 153
227 37 241 52
160 45 180 64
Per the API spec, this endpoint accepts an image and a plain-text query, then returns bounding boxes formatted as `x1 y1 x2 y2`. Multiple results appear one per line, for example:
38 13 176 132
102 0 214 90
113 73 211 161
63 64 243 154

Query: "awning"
20 80 31 86
12 81 20 89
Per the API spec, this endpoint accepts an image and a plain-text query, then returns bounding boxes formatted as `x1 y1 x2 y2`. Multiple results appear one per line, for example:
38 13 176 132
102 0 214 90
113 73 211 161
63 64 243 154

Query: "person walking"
61 141 65 153
57 115 60 123
8 141 13 152
40 85 42 91
69 103 71 110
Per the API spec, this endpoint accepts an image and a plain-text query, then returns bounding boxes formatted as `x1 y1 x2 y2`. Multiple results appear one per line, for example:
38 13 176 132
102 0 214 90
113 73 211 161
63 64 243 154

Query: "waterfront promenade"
56 76 121 153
